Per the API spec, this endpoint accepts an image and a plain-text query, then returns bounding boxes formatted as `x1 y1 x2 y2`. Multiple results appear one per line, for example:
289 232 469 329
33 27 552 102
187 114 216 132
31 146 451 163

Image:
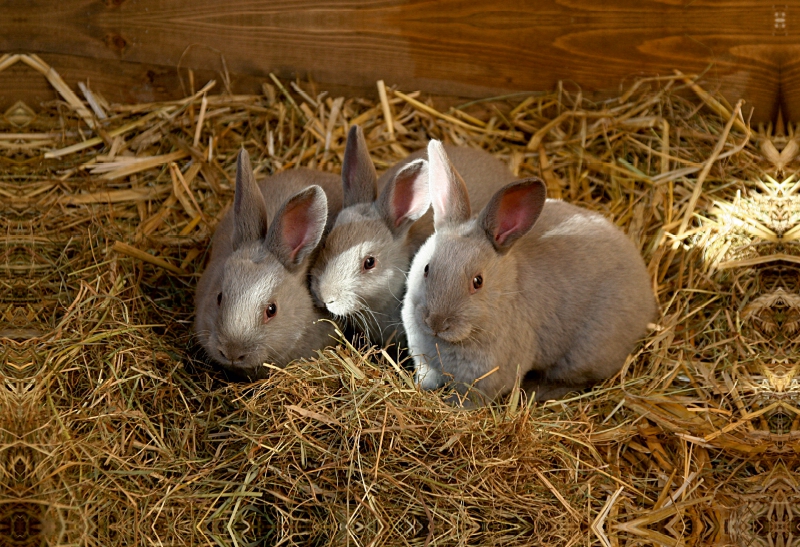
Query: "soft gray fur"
194 150 343 378
310 125 516 347
402 140 656 404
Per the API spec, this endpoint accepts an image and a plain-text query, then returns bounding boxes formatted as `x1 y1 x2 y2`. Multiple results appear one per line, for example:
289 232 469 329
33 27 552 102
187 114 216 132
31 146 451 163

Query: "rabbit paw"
415 360 445 390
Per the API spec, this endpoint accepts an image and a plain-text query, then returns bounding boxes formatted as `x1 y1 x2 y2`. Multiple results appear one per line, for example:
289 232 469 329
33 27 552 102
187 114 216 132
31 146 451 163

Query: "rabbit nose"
424 312 450 335
218 346 247 363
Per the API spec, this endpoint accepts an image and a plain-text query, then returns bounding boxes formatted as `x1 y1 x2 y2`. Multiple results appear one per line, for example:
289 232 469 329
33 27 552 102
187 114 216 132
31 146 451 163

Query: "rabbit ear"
479 178 546 252
265 185 328 271
232 149 269 250
342 124 378 207
428 140 471 230
376 159 430 235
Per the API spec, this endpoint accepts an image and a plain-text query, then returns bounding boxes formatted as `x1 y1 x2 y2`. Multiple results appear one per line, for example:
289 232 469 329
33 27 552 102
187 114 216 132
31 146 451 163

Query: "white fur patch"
225 271 277 335
317 245 367 315
427 140 452 221
415 357 445 389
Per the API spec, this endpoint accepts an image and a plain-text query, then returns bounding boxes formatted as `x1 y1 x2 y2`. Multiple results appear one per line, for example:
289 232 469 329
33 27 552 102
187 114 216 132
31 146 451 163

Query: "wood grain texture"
0 54 267 109
1 1 798 122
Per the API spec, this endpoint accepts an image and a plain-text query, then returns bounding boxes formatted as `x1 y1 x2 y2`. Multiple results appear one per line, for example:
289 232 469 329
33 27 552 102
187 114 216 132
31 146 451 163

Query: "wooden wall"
2 1 798 123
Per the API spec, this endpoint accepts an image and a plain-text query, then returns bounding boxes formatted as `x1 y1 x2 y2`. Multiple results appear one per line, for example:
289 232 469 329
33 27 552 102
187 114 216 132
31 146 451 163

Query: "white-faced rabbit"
309 125 516 348
194 150 342 378
402 140 656 404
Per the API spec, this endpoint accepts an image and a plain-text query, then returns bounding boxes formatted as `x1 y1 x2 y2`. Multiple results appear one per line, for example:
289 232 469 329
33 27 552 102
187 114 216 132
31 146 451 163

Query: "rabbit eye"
264 303 277 321
472 275 483 291
424 264 429 278
217 292 222 306
363 256 376 271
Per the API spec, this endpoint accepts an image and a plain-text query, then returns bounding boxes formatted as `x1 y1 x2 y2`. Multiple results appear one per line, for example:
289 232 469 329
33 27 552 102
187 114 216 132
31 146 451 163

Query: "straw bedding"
1 55 798 546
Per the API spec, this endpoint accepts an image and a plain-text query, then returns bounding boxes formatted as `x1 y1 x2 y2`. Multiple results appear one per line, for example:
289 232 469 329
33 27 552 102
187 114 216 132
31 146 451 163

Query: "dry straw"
1 55 798 547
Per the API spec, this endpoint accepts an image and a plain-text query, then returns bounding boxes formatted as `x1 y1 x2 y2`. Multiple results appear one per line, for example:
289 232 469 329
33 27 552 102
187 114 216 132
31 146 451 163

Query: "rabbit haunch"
310 125 516 348
402 140 656 403
194 150 342 377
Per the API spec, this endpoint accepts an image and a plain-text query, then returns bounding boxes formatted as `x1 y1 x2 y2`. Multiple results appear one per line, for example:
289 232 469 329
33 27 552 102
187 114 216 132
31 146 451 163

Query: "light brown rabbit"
309 125 516 348
402 141 656 404
194 150 342 378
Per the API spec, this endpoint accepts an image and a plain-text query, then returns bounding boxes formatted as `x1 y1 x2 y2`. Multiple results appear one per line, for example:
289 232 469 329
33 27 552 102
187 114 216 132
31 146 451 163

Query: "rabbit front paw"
415 359 445 390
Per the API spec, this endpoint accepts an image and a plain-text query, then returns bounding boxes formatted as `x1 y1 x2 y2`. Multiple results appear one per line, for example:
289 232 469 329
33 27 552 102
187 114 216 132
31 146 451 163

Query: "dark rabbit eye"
217 292 222 306
472 275 483 290
265 303 277 321
424 264 429 277
363 256 376 270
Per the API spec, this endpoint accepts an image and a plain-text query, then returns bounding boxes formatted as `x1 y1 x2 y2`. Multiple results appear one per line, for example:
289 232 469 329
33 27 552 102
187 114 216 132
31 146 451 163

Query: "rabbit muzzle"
216 337 256 367
424 310 452 337
320 289 358 317
217 345 248 365
313 265 360 317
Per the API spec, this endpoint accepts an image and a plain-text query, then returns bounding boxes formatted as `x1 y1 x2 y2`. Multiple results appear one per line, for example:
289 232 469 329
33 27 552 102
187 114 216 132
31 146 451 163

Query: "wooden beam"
1 1 796 122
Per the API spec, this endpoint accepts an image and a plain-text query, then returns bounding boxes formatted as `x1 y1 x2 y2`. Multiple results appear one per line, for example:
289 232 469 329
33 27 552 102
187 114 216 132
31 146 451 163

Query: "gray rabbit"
310 125 516 348
194 150 342 377
402 141 656 403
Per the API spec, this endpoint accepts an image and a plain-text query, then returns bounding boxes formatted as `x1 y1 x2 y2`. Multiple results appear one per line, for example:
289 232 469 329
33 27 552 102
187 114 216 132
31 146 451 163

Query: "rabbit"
309 124 517 349
194 149 343 378
402 140 656 404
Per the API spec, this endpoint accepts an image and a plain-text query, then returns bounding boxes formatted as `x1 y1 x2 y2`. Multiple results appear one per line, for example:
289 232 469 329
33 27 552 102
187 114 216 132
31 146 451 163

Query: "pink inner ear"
494 187 535 245
282 204 314 261
430 182 448 222
392 169 428 227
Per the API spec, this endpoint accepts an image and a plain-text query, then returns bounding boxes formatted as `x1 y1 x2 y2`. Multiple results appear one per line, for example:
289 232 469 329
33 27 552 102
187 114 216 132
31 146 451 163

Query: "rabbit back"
514 201 655 387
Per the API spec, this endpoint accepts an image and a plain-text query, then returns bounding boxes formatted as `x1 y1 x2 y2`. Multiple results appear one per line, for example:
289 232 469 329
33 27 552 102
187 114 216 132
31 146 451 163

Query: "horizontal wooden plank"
0 53 389 115
2 1 798 122
0 53 261 109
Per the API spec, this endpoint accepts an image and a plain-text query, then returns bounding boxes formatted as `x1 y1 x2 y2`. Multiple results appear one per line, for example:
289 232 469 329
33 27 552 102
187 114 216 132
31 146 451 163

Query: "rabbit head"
406 140 546 346
310 125 429 333
204 150 329 372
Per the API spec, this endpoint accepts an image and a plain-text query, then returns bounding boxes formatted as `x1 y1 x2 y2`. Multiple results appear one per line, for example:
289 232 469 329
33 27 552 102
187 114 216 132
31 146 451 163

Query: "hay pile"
1 54 798 546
